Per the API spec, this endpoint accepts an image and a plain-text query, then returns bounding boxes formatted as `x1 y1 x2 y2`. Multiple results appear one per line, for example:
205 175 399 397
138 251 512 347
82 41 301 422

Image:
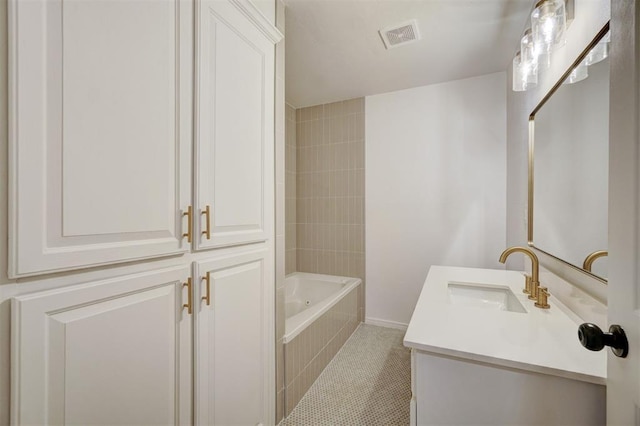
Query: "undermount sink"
447 281 527 313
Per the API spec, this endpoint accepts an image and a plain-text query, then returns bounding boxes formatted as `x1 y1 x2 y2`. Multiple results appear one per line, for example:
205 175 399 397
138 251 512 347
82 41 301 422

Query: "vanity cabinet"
405 266 607 426
193 248 273 425
11 266 193 425
8 0 194 278
410 350 605 426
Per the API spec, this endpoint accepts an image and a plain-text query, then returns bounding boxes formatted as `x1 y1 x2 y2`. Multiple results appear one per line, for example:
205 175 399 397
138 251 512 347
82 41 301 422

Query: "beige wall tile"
285 250 296 275
312 119 322 145
335 116 346 143
355 112 364 138
289 339 298 383
276 286 285 338
285 380 295 414
303 329 312 369
313 106 322 121
276 389 285 424
355 141 365 169
277 337 284 391
335 143 346 170
344 98 359 115
347 114 356 142
296 121 303 147
356 169 365 196
322 118 331 145
284 343 293 386
301 106 311 121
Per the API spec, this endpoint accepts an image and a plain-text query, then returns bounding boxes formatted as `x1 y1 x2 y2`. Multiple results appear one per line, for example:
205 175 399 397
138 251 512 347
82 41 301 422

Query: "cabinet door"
8 0 193 278
194 0 281 250
11 266 193 425
194 249 275 425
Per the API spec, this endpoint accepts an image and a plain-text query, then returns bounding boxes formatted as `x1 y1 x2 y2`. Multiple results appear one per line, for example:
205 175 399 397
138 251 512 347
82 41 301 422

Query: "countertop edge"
403 340 607 386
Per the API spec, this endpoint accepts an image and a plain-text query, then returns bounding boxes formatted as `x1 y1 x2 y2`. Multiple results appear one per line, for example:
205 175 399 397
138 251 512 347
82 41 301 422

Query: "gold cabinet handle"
201 272 211 306
182 206 193 243
202 205 211 240
182 277 193 314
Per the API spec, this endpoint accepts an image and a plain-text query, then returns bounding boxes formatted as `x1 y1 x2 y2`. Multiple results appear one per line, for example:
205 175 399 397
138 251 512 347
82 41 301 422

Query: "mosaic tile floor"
281 324 411 426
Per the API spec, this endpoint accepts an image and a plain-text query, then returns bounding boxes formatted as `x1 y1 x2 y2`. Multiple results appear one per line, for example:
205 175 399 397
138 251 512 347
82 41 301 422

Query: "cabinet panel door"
194 248 275 425
11 266 193 425
8 0 193 277
194 0 279 250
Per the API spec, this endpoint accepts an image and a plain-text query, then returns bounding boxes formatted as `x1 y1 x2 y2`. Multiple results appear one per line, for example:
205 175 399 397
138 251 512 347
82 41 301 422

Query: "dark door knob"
578 323 628 358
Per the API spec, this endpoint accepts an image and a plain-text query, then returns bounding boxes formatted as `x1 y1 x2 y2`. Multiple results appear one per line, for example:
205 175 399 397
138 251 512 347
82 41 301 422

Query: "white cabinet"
10 250 277 426
11 266 193 425
8 0 193 278
8 0 282 277
411 350 605 426
193 0 280 251
193 249 274 425
9 0 281 424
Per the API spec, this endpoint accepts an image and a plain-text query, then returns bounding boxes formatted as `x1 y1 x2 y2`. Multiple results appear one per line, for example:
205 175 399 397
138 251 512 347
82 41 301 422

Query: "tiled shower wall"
296 99 366 320
285 104 297 275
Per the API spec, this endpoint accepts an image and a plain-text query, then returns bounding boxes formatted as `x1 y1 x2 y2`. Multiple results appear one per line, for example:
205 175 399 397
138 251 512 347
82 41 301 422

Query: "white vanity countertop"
403 266 607 385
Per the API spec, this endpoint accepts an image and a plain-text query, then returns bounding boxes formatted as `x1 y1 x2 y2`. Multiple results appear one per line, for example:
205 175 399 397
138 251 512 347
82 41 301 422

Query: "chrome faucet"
499 246 540 300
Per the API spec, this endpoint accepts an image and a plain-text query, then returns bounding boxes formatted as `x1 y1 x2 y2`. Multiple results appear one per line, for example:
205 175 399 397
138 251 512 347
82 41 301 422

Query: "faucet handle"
523 275 532 295
535 287 550 309
528 279 540 300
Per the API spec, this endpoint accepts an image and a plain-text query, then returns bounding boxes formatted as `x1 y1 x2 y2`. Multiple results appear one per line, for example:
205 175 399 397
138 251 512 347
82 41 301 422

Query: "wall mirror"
529 24 610 282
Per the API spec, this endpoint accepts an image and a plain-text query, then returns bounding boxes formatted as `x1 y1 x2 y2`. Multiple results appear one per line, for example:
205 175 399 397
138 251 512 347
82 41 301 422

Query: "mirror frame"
527 22 610 284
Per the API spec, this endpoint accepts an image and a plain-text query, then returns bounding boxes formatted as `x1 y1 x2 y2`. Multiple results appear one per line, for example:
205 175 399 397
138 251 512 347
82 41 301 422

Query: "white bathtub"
283 272 361 343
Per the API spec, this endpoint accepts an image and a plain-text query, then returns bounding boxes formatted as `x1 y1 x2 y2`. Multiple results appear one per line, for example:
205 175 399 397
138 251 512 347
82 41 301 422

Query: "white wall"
365 72 507 327
506 0 610 303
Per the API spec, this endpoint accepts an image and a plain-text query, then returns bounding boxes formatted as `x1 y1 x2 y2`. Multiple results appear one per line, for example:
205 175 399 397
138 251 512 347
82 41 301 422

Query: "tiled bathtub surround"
295 98 365 321
285 104 297 275
284 283 360 415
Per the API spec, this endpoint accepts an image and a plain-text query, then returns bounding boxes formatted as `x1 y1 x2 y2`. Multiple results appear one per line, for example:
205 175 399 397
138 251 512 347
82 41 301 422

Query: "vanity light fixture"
531 0 567 55
511 0 576 92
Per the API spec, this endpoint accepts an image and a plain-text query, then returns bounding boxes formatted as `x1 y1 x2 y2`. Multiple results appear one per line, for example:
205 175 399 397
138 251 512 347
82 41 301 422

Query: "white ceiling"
284 0 533 107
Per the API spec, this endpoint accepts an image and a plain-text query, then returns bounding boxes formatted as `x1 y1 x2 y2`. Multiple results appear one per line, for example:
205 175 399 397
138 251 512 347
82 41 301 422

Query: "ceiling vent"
379 20 421 49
